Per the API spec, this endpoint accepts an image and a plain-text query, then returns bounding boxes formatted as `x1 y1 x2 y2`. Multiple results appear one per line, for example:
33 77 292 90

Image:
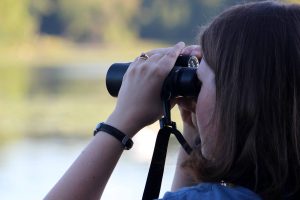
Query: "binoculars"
106 55 201 99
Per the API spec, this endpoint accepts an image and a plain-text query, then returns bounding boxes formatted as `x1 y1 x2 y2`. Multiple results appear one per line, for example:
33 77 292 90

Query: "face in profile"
195 58 217 157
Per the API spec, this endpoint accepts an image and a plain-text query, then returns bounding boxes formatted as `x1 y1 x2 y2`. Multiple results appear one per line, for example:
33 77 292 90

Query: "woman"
45 1 300 199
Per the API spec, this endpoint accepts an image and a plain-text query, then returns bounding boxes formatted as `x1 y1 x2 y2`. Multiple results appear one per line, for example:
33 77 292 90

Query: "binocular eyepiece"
106 55 201 99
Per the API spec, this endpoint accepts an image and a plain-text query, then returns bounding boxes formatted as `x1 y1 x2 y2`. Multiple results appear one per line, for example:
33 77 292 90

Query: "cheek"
195 85 217 157
195 85 216 135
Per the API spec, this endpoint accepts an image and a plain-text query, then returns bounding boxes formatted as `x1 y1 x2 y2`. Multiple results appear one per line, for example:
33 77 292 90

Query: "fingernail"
176 41 185 47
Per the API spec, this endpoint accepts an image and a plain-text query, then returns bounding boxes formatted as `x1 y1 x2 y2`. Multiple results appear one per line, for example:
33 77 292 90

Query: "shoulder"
160 183 262 200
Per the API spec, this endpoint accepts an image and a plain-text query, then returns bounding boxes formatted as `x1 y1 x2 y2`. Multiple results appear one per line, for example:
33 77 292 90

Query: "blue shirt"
160 183 262 200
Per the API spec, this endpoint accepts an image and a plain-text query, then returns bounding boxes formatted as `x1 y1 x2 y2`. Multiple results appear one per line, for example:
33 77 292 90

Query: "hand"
171 45 201 189
181 45 202 59
175 97 197 129
106 42 186 137
175 45 202 142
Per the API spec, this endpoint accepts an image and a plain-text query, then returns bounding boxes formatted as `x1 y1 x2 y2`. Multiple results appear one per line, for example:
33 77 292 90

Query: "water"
0 64 181 199
0 138 88 199
0 134 179 200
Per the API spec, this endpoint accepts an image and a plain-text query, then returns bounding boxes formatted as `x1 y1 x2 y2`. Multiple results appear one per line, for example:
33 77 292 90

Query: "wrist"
105 111 141 138
94 122 134 150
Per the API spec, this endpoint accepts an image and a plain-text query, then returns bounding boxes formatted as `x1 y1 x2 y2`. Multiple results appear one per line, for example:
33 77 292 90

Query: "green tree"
285 0 300 3
138 0 242 43
30 0 140 43
0 0 36 45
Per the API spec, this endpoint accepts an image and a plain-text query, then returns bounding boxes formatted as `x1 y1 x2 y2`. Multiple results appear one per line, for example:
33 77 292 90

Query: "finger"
178 102 196 113
181 45 202 58
130 51 162 69
129 54 150 70
145 51 165 63
175 97 196 113
181 45 199 54
126 52 166 80
146 47 173 57
157 42 185 74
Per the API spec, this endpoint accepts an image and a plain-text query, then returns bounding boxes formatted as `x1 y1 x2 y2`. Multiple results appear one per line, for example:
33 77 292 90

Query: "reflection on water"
0 64 181 199
0 138 88 200
0 64 116 137
0 135 178 200
28 64 108 97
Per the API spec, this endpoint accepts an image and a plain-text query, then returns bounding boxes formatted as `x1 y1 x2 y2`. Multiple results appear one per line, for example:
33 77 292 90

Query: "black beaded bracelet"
93 122 133 150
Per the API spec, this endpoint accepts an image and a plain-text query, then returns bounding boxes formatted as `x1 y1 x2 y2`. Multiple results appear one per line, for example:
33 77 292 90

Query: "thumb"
176 97 196 113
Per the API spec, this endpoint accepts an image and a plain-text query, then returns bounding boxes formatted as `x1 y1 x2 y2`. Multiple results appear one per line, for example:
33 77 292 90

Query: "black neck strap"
142 118 193 200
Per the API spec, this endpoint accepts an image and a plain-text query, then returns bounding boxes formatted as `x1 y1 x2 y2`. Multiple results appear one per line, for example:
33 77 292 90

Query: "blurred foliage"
287 0 300 3
30 0 140 43
0 66 30 100
3 0 296 45
1 0 299 140
139 0 223 43
0 0 36 45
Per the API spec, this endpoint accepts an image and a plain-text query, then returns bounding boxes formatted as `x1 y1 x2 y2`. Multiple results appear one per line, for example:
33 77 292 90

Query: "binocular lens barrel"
106 63 130 97
106 55 201 98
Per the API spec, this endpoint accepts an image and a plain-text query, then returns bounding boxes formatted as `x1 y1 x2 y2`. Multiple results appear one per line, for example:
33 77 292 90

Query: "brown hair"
186 1 300 199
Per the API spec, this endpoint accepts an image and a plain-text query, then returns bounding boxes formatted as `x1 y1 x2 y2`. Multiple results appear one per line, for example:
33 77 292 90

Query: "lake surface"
0 64 182 199
0 135 179 200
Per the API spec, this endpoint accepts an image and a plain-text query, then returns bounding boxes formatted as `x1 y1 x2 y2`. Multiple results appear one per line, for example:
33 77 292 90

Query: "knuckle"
167 50 177 58
154 67 167 78
129 63 149 76
139 64 148 74
127 65 137 76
